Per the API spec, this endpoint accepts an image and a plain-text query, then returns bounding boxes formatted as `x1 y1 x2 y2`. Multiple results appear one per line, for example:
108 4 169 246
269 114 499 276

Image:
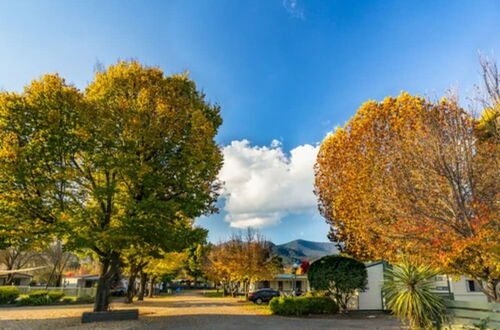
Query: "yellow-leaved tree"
0 62 223 311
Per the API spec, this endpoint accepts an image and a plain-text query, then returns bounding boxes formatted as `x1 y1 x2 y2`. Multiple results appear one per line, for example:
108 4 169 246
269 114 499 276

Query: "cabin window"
278 281 283 291
466 280 479 292
296 281 302 290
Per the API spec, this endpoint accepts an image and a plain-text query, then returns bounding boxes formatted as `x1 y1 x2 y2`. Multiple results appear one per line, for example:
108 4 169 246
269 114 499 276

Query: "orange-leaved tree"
315 93 499 301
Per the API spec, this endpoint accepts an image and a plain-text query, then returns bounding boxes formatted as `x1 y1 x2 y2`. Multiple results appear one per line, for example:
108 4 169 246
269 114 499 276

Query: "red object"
299 260 310 274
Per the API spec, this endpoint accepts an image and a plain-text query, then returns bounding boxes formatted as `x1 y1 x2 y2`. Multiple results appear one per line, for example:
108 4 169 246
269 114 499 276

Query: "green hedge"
76 295 95 303
28 290 49 298
47 291 65 302
269 296 339 316
0 287 20 304
18 295 52 305
18 290 65 305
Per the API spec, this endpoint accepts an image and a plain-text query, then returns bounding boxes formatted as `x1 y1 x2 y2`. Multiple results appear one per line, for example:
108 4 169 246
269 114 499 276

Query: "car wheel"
255 298 263 305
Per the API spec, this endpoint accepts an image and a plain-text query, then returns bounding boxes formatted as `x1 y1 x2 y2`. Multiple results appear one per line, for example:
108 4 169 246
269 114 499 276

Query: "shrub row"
75 295 95 303
269 296 339 316
0 287 95 305
0 287 20 304
17 290 66 305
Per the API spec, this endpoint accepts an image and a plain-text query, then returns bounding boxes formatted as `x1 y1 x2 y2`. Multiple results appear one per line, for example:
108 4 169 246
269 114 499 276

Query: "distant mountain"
270 239 338 266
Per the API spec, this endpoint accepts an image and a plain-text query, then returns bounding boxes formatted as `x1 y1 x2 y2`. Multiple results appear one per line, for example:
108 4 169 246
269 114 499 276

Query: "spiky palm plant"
383 259 445 329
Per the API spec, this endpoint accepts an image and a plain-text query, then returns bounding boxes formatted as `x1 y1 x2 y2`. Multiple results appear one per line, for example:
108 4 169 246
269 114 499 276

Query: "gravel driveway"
0 291 399 329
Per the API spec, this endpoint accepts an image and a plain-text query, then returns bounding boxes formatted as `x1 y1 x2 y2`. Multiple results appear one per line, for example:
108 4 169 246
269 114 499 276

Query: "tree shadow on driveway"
0 313 400 330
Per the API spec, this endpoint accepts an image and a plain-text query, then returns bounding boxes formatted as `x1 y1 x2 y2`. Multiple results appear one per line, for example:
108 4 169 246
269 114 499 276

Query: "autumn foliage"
203 229 282 296
0 62 223 311
315 93 499 301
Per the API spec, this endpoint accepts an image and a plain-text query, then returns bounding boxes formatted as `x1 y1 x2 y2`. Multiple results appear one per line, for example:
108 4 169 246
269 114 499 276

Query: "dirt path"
0 291 399 329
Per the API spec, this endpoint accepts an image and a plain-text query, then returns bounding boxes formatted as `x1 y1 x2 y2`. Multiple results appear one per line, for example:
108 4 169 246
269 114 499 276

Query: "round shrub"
269 297 282 313
28 290 49 298
269 296 338 316
48 291 65 302
308 297 339 314
0 287 20 304
308 255 367 310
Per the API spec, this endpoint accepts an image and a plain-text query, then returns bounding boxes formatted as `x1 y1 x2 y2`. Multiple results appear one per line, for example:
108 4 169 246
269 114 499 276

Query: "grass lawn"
202 291 224 298
243 302 272 315
201 290 246 300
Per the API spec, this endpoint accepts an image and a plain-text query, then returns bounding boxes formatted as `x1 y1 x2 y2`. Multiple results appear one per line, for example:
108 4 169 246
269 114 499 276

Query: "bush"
308 255 367 310
0 287 20 304
47 291 65 302
28 290 49 298
76 295 95 303
61 297 75 303
269 296 338 316
17 290 65 305
18 295 51 305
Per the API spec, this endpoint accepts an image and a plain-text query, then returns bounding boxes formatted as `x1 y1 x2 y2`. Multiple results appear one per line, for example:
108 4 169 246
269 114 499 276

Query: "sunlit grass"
243 302 272 315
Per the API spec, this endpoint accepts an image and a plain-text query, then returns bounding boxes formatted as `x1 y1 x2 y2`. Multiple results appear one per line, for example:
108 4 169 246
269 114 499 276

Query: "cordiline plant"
383 259 446 329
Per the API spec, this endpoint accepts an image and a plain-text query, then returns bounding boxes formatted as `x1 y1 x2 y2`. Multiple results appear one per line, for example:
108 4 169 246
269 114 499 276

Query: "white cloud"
282 0 305 19
219 140 318 228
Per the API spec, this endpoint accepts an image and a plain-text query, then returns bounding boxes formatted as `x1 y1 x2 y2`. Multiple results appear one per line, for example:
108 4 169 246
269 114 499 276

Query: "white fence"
10 286 96 298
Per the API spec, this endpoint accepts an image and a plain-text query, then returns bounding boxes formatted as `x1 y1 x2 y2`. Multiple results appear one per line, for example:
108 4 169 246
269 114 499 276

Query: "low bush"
269 296 338 316
76 295 95 303
28 290 49 298
18 295 51 305
47 291 65 302
0 287 20 304
61 297 75 303
17 290 66 305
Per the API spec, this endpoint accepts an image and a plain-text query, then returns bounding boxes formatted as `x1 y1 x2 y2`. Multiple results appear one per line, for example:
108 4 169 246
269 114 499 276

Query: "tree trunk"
55 274 63 287
125 272 138 304
137 272 147 301
5 273 14 286
485 279 499 302
93 252 120 312
148 276 156 298
222 282 227 297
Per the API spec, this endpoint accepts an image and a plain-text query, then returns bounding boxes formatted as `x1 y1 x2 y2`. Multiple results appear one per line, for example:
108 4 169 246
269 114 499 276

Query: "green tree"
307 255 367 310
0 62 223 312
123 221 207 302
383 259 445 329
186 243 213 286
144 251 188 297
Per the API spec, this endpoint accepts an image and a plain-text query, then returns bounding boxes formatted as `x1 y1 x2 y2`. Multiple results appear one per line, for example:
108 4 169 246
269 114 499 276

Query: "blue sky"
1 0 499 244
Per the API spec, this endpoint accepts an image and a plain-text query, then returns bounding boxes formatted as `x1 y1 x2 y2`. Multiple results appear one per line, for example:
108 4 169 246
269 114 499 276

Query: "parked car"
248 288 280 304
110 287 126 296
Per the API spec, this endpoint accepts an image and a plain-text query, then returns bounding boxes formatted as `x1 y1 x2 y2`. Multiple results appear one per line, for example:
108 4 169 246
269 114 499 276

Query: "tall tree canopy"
315 93 499 301
0 61 223 311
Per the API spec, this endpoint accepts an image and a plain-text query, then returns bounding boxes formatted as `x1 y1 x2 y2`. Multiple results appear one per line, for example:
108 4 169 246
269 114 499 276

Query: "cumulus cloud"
282 0 305 19
219 140 318 228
